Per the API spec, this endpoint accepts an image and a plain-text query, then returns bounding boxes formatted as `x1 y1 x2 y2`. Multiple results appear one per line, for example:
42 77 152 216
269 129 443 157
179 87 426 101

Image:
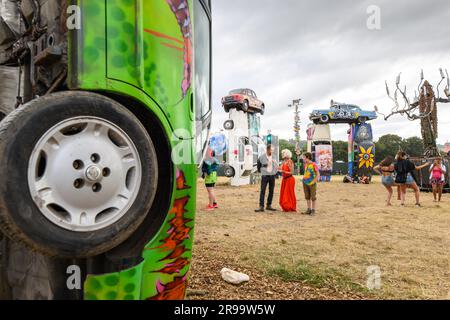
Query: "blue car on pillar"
310 102 377 124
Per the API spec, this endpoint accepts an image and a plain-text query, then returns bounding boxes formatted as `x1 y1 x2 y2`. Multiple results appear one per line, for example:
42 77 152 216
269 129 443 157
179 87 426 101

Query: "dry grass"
191 176 450 300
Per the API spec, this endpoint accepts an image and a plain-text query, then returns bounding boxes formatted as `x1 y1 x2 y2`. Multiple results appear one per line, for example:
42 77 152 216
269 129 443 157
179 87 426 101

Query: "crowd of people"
374 151 447 206
201 147 447 213
201 145 320 214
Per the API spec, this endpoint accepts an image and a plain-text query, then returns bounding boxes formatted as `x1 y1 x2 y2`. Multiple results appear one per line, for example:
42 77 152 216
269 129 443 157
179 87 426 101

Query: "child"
429 158 446 202
302 152 320 215
202 151 219 211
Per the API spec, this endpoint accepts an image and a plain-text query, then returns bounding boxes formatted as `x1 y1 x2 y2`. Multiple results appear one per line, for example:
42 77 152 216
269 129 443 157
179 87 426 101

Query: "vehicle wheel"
260 105 265 115
223 120 234 130
0 91 158 258
223 105 230 113
320 115 330 124
224 166 235 178
241 101 249 112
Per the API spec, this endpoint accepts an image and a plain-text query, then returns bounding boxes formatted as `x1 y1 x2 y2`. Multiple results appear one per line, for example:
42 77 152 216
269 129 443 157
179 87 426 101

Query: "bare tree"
377 69 450 157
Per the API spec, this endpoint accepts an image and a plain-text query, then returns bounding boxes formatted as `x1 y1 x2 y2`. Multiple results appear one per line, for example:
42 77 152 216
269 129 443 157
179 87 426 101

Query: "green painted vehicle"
0 0 211 300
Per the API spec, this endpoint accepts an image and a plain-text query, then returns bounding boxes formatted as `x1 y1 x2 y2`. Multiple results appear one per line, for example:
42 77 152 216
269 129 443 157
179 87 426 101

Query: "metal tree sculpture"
379 69 450 157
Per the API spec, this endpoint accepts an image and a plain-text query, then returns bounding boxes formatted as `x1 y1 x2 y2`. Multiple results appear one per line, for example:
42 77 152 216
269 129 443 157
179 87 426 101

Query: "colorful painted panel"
315 144 333 180
76 0 202 300
84 165 197 300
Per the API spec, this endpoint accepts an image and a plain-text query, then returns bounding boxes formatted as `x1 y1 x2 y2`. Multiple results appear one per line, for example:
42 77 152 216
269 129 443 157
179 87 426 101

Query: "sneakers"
206 204 215 211
266 206 277 212
255 207 265 212
213 202 218 209
302 208 316 215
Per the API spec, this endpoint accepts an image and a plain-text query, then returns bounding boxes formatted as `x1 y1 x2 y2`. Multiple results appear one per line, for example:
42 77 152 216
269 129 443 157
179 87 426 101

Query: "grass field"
189 176 450 300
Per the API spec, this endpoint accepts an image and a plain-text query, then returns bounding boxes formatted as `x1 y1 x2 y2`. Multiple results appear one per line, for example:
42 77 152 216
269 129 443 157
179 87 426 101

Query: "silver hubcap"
28 117 142 232
86 165 102 182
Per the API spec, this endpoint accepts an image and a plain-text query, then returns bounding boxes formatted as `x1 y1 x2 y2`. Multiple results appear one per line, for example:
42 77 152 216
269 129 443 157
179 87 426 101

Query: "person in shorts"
374 156 396 206
302 152 320 215
202 150 219 211
429 157 446 202
395 151 429 207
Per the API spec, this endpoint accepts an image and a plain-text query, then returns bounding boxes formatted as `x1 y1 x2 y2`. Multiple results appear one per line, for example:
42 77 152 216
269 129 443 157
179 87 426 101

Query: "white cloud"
210 0 450 145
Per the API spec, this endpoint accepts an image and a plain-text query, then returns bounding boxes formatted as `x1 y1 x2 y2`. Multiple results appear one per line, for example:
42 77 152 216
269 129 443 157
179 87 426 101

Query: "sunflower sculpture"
358 146 375 168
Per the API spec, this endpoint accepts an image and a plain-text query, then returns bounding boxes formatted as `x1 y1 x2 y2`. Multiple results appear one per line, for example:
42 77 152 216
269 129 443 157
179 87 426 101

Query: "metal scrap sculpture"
379 69 450 191
380 69 450 157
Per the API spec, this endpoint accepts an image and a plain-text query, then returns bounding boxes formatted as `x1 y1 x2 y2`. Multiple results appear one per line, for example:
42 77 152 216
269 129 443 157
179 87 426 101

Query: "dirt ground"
188 176 450 300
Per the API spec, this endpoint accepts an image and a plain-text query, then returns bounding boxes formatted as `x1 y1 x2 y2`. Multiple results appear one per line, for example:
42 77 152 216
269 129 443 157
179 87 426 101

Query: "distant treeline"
279 134 435 165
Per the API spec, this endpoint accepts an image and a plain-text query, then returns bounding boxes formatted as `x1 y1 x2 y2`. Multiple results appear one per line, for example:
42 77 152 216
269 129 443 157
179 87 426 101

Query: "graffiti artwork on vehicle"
145 170 193 300
166 0 193 98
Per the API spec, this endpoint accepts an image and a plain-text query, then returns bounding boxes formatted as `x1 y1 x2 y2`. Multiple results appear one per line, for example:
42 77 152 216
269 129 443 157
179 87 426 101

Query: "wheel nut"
74 179 84 189
91 153 100 163
73 160 84 170
103 168 111 177
92 183 102 193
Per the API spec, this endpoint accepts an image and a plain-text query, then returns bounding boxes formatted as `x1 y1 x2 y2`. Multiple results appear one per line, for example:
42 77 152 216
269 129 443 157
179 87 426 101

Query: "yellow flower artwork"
358 146 375 168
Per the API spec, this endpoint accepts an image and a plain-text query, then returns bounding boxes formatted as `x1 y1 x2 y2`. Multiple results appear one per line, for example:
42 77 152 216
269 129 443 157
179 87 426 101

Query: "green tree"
402 137 424 157
332 141 348 162
374 134 424 162
375 134 403 162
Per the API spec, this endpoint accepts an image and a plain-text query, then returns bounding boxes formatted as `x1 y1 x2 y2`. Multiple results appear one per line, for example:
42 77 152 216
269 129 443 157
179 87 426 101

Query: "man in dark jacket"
255 145 278 212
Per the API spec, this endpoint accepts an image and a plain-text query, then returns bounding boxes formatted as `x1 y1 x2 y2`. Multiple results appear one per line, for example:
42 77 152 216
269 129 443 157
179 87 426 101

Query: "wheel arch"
93 91 175 260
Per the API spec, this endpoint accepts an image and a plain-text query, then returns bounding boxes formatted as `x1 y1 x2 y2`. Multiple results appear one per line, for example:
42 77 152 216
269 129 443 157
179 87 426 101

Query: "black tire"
223 105 230 113
0 233 12 299
241 100 249 112
260 105 265 115
0 91 158 258
223 120 234 130
320 115 330 124
224 166 235 178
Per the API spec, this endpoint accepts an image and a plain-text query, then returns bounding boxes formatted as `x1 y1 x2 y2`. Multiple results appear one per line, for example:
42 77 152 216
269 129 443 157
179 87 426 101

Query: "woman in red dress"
279 149 297 212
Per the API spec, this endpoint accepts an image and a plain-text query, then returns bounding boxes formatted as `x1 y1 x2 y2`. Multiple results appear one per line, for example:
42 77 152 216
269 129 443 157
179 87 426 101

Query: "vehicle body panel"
310 104 377 124
67 0 211 300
